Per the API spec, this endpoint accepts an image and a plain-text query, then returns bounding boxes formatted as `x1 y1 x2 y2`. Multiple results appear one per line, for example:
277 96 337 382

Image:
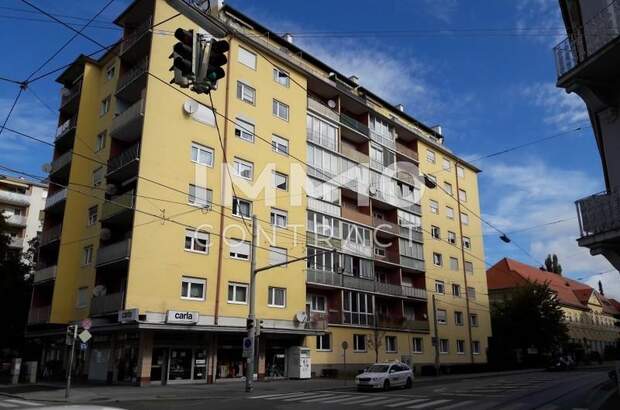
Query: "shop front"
149 332 210 384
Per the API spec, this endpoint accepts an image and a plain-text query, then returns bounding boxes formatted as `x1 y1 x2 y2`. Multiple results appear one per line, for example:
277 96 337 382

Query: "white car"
355 362 414 391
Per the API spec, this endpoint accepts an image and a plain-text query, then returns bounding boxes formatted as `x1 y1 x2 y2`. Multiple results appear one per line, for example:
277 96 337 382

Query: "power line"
0 6 117 25
0 87 24 139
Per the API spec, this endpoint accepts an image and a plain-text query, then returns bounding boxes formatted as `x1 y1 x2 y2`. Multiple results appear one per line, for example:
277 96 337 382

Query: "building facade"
554 0 620 270
487 258 620 355
27 0 491 384
0 175 47 258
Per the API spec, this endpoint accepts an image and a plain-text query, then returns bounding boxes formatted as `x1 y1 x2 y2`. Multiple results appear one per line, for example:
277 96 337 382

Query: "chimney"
349 75 359 85
396 104 405 112
431 125 443 136
283 33 294 44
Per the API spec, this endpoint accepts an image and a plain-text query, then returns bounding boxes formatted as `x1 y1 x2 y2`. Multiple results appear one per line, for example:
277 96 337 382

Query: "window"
270 208 288 228
457 165 465 178
437 309 447 324
307 247 337 272
458 189 468 202
412 337 423 353
447 231 456 244
185 229 210 253
454 311 464 326
232 197 251 218
229 239 250 260
273 99 289 121
92 167 104 187
228 282 248 303
273 67 290 86
456 339 465 354
467 286 476 299
188 185 212 208
106 65 115 80
439 339 449 354
435 280 445 294
269 246 287 266
461 212 469 225
272 134 289 155
472 340 481 354
444 182 453 195
385 336 397 353
462 236 471 249
268 287 286 307
442 157 451 171
95 131 106 152
191 142 214 167
77 287 88 308
449 257 459 271
181 277 206 300
430 200 439 214
234 118 255 142
426 149 436 163
236 81 256 104
431 225 441 239
307 114 338 151
273 171 288 191
316 334 331 351
238 46 256 69
452 283 461 297
100 95 110 116
353 334 367 352
87 206 98 226
233 158 253 180
446 206 454 219
464 261 474 274
308 294 326 312
470 313 479 327
343 291 374 326
82 245 93 265
433 252 443 266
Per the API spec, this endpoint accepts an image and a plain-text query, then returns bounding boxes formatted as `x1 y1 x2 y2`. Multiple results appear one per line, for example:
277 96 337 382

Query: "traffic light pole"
65 325 77 399
432 294 440 376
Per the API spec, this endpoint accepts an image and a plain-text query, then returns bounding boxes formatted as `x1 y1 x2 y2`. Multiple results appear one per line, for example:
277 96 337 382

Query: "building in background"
27 0 491 384
554 0 620 271
487 258 619 356
0 175 47 258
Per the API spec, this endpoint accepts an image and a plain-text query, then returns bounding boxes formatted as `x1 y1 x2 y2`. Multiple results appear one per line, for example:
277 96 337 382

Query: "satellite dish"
106 184 118 195
100 228 111 241
295 311 308 323
41 163 52 173
327 99 336 109
183 100 199 115
93 285 107 297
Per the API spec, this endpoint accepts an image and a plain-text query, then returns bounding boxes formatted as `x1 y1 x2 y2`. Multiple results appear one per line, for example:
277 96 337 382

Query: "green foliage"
541 254 562 275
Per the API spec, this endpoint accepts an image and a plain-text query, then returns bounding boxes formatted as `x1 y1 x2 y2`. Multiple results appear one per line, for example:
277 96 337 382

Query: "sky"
0 0 618 298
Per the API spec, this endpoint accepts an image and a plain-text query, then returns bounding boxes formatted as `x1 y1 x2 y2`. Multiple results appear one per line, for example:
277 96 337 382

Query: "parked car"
355 362 414 391
547 355 575 371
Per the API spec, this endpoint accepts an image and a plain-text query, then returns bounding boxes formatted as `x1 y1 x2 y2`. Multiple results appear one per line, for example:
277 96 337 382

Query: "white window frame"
412 337 423 353
92 167 104 187
273 171 288 191
430 200 439 214
458 188 468 202
77 287 88 308
431 225 441 239
185 228 210 254
188 184 212 208
470 313 479 327
238 46 257 69
426 149 436 163
447 231 456 244
106 65 115 80
443 181 453 195
456 339 465 354
464 261 474 274
233 158 254 180
82 245 93 266
353 334 367 352
273 67 290 87
472 340 481 355
316 333 331 351
87 205 98 226
457 165 465 178
449 257 459 271
442 157 451 171
385 336 397 353
100 95 110 116
270 208 288 228
236 81 256 105
446 206 454 219
232 197 252 218
273 99 289 121
435 280 445 294
181 276 206 301
95 131 106 152
463 236 471 249
228 282 248 304
268 286 286 308
452 283 461 297
439 339 449 354
461 212 469 225
433 252 443 266
308 294 327 312
454 311 464 326
229 239 250 260
191 142 214 167
437 309 447 325
234 118 255 142
272 134 289 155
467 286 476 300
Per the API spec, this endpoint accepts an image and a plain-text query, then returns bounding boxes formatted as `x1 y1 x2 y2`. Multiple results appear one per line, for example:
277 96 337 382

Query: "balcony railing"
373 217 399 235
4 214 27 227
34 265 57 283
370 129 396 149
400 255 425 271
376 316 430 331
396 141 419 161
60 81 81 107
576 190 620 238
307 97 340 122
110 99 145 139
116 58 148 94
0 190 30 206
50 150 72 174
28 305 51 324
55 117 77 141
90 292 124 315
340 113 369 137
306 312 328 330
306 268 427 300
107 144 140 175
120 16 153 56
40 224 62 246
45 189 67 209
96 238 131 267
307 197 341 217
307 129 338 152
101 191 135 221
399 226 424 243
554 1 620 77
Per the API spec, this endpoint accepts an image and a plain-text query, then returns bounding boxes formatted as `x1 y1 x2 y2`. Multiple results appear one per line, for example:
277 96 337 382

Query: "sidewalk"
0 368 545 404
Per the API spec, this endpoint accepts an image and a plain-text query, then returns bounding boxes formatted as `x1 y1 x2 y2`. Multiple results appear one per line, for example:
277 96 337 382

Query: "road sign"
341 341 348 350
80 318 92 330
242 337 253 358
79 343 88 351
78 329 92 343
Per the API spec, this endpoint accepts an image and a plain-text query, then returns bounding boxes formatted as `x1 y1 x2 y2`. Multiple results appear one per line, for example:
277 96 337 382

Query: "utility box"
22 361 37 383
9 358 21 385
287 346 311 379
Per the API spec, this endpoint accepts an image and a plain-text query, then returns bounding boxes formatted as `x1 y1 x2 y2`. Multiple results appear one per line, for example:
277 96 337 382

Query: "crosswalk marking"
409 399 452 409
264 392 312 400
299 394 341 403
320 395 357 404
250 392 302 399
330 396 382 405
281 393 323 401
436 400 475 410
361 397 408 407
4 399 41 407
355 396 395 406
386 398 430 407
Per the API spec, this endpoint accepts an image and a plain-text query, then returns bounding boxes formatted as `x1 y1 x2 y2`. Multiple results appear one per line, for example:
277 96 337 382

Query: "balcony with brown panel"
341 195 372 226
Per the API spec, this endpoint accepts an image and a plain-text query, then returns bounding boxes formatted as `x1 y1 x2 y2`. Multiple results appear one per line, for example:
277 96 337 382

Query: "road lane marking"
385 398 430 407
299 394 341 403
264 392 314 400
353 396 395 406
331 396 386 405
319 395 357 404
281 393 323 401
5 399 41 407
409 399 452 408
436 401 476 410
250 392 302 399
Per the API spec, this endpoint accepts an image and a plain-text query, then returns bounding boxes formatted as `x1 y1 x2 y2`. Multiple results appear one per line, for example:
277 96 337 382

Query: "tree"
540 254 562 275
367 323 385 363
490 281 569 367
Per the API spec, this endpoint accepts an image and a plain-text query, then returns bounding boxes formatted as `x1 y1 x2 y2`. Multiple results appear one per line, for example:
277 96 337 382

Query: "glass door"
168 348 192 382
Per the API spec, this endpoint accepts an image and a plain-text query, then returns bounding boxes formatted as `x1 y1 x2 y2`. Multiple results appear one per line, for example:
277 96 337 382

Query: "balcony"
60 81 81 113
554 1 620 79
3 213 27 227
40 224 62 247
107 144 140 183
96 238 131 267
0 190 30 206
306 312 328 331
395 141 419 162
307 97 339 123
400 255 425 272
110 99 145 142
341 239 373 258
399 226 424 243
45 189 67 212
370 129 396 150
306 268 427 300
101 191 135 225
119 16 153 63
33 265 57 283
90 292 124 316
55 116 77 149
376 316 430 332
576 190 620 269
8 237 24 249
306 231 341 249
49 150 72 181
116 58 148 103
340 144 368 165
28 305 51 324
340 113 369 138
307 197 341 217
327 310 375 327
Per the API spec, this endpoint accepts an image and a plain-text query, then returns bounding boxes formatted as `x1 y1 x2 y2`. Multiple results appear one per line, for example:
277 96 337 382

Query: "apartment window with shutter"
272 134 289 155
467 286 476 299
426 149 436 163
273 99 289 121
444 181 453 195
236 81 256 105
430 200 439 214
273 171 288 191
442 157 451 170
465 261 474 274
412 337 423 353
268 287 286 307
181 277 206 300
446 206 454 219
269 246 287 266
228 282 248 303
184 229 210 254
229 239 250 260
458 188 468 202
235 118 255 142
461 212 469 225
439 339 449 354
273 67 290 87
233 158 253 180
92 167 104 187
435 280 445 294
450 257 459 271
238 46 256 69
437 309 447 325
457 165 465 178
270 208 288 228
232 197 252 218
188 185 212 208
87 206 98 226
433 252 443 266
191 142 214 167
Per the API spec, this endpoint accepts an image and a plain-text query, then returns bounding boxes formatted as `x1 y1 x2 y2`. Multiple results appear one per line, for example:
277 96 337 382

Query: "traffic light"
246 318 255 330
255 319 265 336
170 28 197 88
194 38 229 93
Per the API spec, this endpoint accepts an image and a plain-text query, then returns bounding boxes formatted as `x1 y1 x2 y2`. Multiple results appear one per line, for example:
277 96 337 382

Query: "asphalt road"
92 368 611 410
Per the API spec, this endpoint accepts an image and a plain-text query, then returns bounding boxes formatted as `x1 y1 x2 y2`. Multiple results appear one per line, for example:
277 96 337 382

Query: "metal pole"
65 325 77 399
245 214 258 392
432 294 440 376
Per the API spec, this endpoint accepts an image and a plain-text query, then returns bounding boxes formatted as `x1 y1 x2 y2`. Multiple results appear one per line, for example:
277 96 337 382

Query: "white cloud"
0 95 55 159
515 0 565 46
422 0 458 23
585 271 620 301
521 82 589 128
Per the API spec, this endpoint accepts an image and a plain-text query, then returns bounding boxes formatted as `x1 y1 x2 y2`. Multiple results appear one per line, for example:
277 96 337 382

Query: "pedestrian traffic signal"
170 28 197 88
246 318 255 330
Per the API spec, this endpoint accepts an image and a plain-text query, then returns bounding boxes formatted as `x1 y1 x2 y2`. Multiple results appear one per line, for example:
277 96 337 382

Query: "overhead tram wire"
0 88 24 139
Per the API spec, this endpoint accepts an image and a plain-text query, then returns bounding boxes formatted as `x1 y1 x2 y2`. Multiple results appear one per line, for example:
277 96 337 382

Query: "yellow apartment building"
27 0 492 384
